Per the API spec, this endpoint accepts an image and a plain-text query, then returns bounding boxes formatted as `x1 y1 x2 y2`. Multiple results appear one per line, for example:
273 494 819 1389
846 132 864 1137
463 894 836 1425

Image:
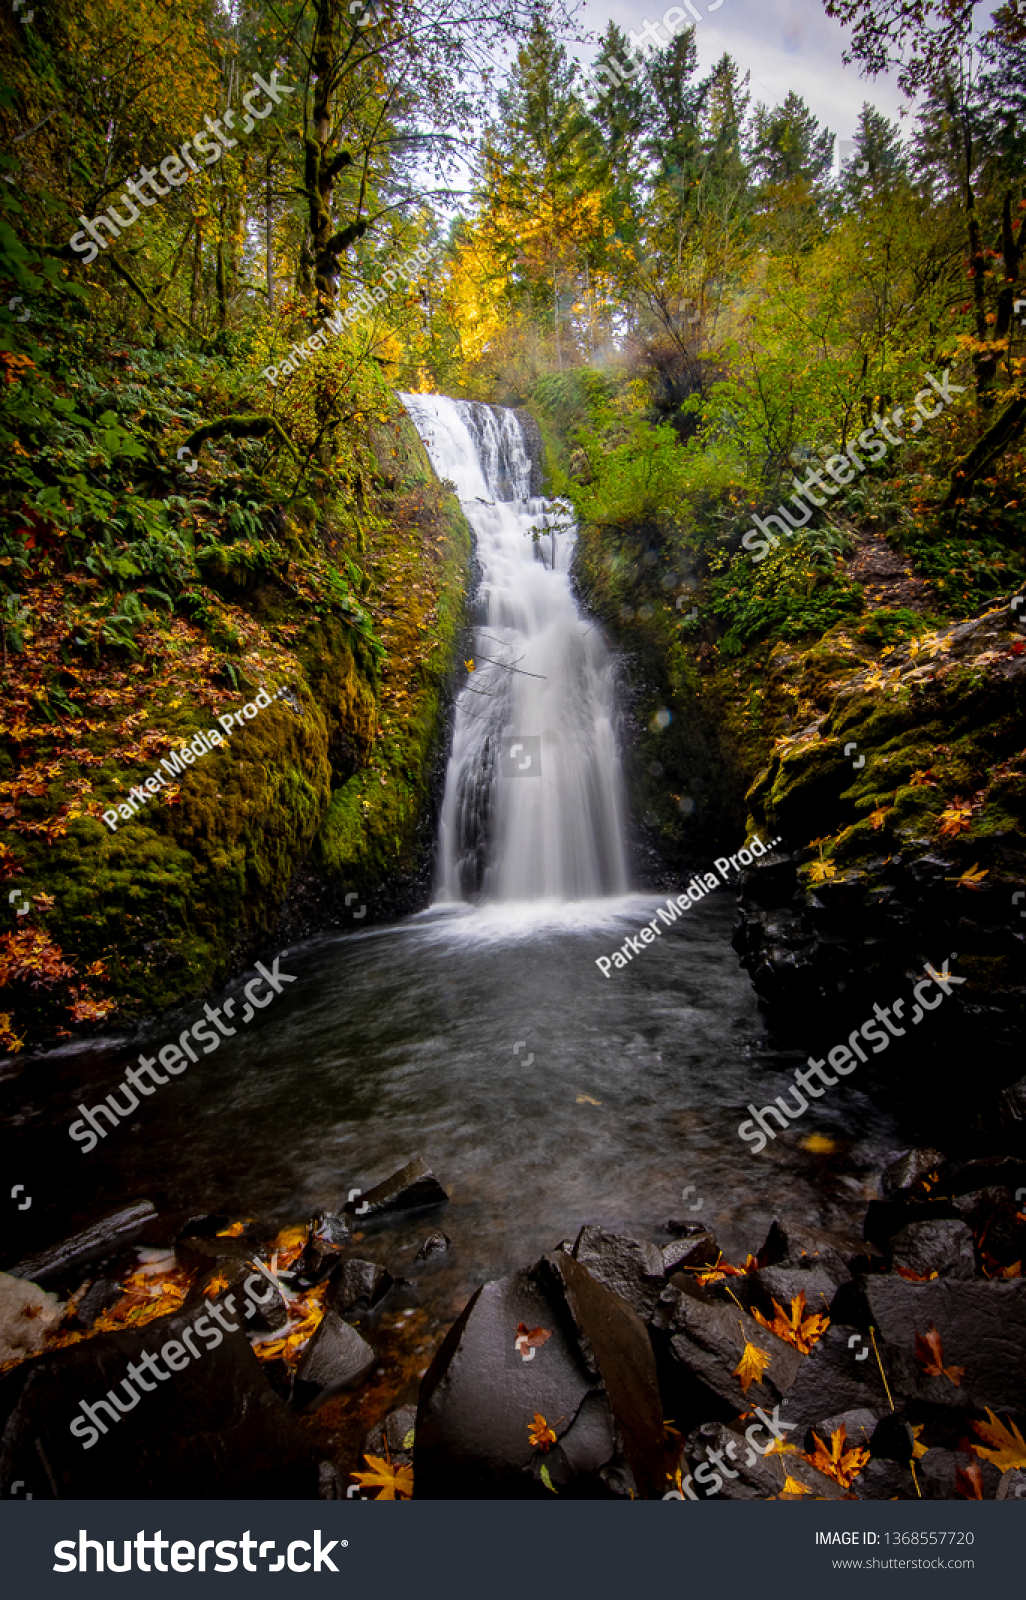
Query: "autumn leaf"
809 1423 871 1489
955 863 988 887
464 659 474 672
970 1409 1026 1472
752 1291 830 1355
868 804 891 830
808 859 837 883
938 797 973 838
909 768 937 787
539 1462 558 1494
909 1424 929 1461
734 1340 771 1394
955 1460 984 1499
350 1453 414 1501
780 1475 812 1496
528 1412 557 1452
915 1323 966 1385
514 1323 552 1360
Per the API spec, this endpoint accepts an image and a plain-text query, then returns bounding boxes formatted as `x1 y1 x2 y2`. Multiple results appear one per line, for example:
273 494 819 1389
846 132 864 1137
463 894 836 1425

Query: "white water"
399 393 628 903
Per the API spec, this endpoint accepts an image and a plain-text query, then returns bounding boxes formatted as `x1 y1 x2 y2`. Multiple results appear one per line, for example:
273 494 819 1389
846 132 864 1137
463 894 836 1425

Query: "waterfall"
400 393 628 903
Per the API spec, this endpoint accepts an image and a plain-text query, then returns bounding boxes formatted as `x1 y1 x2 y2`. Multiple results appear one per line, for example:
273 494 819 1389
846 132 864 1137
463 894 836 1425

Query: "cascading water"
400 393 628 903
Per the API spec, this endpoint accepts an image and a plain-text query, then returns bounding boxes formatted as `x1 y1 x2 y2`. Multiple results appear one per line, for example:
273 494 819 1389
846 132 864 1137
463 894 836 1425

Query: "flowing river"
4 398 922 1389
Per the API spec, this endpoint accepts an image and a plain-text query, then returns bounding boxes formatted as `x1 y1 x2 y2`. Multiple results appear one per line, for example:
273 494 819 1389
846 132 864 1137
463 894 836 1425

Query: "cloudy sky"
575 0 909 145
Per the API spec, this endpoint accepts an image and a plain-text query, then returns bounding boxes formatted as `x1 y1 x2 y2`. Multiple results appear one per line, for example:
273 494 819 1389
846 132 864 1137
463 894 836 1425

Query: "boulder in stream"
415 1250 670 1498
0 1302 317 1498
7 1200 157 1286
326 1259 394 1316
344 1155 449 1218
293 1310 376 1409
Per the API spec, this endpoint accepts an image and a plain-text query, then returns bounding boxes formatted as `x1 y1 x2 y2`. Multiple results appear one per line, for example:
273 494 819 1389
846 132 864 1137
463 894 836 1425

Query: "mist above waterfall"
400 393 628 904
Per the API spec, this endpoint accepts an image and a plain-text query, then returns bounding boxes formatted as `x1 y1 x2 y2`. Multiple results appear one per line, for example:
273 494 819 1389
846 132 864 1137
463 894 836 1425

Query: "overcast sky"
575 0 910 145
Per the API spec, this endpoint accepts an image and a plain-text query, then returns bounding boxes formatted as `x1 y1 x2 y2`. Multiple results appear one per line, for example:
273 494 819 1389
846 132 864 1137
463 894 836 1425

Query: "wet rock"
326 1259 394 1316
7 1201 157 1286
918 1447 1002 1500
855 1458 917 1499
742 1263 842 1324
757 1218 863 1283
182 1258 288 1336
344 1154 448 1218
0 1273 65 1362
67 1277 122 1331
889 1219 976 1280
0 1302 317 1498
134 1210 230 1248
657 1280 804 1421
865 1276 1026 1410
997 1467 1026 1500
415 1250 669 1499
415 1232 450 1263
881 1148 946 1198
777 1324 893 1431
803 1407 878 1455
662 1230 718 1273
294 1237 346 1287
863 1198 961 1250
175 1233 256 1273
319 1459 343 1499
363 1404 417 1465
683 1420 782 1500
571 1226 666 1322
935 1154 1026 1197
293 1310 376 1409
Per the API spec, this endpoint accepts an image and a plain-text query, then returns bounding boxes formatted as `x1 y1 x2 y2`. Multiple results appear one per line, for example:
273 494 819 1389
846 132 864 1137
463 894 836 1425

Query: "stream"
3 399 918 1436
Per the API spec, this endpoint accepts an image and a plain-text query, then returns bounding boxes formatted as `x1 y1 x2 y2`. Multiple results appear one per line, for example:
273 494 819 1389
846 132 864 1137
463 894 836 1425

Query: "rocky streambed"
3 1127 1025 1502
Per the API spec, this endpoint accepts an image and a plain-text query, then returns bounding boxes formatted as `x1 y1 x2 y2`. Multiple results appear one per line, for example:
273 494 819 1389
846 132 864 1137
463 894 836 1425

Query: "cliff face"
0 398 473 1052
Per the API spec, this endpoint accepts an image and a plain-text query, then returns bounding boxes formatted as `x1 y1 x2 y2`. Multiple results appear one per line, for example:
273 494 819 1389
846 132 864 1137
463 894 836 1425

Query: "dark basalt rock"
0 1303 317 1498
777 1324 894 1431
918 1447 1002 1500
865 1276 1026 1411
803 1406 878 1455
863 1198 961 1250
174 1233 256 1273
182 1258 288 1335
344 1155 449 1218
571 1226 666 1322
415 1250 670 1499
7 1201 157 1286
757 1218 865 1282
326 1259 394 1317
661 1230 718 1273
293 1310 376 1409
683 1420 780 1500
889 1219 976 1280
996 1467 1026 1500
294 1238 347 1286
414 1232 451 1263
363 1404 417 1465
657 1280 804 1422
855 1458 917 1499
741 1263 843 1324
881 1148 946 1199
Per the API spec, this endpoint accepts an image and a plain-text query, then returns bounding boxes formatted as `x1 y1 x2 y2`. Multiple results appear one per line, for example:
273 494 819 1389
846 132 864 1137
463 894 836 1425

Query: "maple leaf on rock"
807 859 837 883
809 1423 870 1489
734 1340 771 1394
350 1453 414 1501
971 1409 1026 1472
915 1323 965 1385
528 1413 557 1452
753 1291 830 1355
514 1323 552 1360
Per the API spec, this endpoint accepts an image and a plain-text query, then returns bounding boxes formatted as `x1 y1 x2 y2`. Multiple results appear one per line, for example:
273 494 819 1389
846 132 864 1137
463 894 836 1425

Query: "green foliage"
707 536 863 655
